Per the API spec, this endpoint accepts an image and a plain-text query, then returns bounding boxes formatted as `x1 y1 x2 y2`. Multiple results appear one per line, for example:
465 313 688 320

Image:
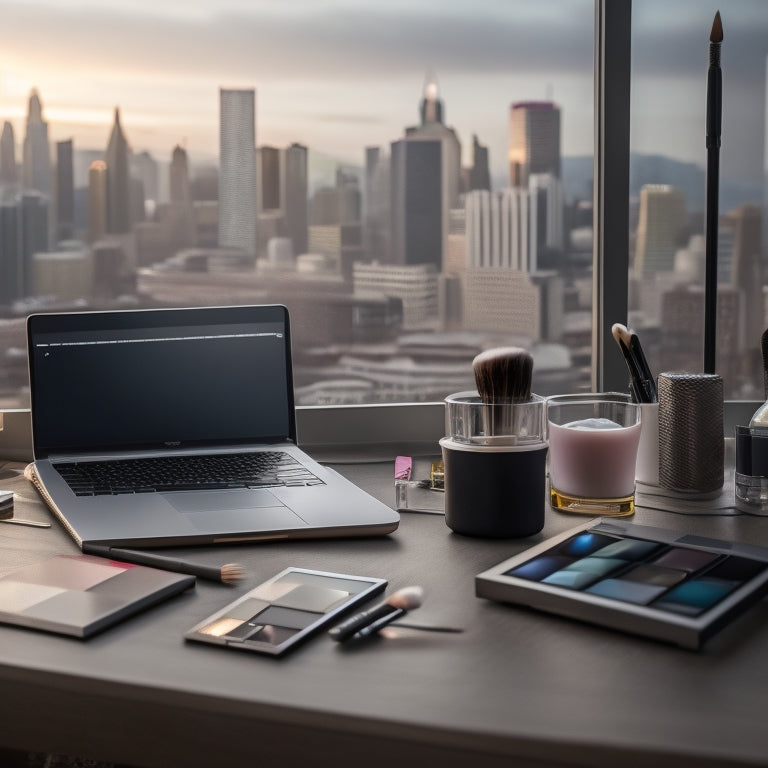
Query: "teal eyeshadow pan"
592 538 662 561
654 578 739 616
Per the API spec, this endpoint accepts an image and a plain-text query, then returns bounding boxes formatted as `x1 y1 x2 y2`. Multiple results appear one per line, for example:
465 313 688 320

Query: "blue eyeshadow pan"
543 570 601 589
561 557 625 576
593 538 662 561
506 556 573 581
555 533 618 558
654 577 739 616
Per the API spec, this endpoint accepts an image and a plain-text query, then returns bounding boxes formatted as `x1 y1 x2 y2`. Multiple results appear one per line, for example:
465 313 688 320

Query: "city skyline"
2 1 765 188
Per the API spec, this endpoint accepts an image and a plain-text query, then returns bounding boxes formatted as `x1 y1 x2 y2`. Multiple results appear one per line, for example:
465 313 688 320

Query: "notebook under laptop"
26 304 399 547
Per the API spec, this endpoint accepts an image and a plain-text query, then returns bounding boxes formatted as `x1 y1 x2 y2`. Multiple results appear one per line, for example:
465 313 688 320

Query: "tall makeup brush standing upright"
704 10 723 374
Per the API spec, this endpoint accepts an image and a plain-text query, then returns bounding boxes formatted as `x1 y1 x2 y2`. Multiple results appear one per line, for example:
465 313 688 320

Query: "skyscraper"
168 145 196 248
22 89 52 198
284 143 308 257
56 139 75 242
258 146 281 212
634 185 687 277
88 160 108 243
219 88 257 258
0 122 18 187
390 138 442 268
0 202 22 303
105 108 132 234
467 135 491 193
508 101 561 188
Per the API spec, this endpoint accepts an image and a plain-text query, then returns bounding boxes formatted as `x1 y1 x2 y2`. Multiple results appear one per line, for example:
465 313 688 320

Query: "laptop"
26 304 399 547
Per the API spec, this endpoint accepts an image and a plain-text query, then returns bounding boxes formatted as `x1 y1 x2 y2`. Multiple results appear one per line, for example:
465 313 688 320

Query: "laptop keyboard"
54 451 324 496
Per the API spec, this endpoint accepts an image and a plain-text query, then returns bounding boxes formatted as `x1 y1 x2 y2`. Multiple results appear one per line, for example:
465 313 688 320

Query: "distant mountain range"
558 153 764 214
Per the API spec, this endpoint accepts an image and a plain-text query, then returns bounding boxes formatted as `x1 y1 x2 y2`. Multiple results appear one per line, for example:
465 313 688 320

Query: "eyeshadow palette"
0 554 194 638
185 567 387 656
476 519 768 649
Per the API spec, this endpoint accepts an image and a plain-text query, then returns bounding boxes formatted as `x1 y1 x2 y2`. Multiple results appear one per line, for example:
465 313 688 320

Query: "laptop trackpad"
163 490 307 531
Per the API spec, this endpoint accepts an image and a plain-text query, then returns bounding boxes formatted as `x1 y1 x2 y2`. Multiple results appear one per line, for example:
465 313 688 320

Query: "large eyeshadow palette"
186 567 387 656
476 519 768 649
0 554 194 638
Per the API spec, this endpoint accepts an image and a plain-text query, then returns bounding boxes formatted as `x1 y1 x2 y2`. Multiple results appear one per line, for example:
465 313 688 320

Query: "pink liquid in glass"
548 418 642 499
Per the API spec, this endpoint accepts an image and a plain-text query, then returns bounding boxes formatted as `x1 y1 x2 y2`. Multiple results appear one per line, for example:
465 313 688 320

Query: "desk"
2 458 768 768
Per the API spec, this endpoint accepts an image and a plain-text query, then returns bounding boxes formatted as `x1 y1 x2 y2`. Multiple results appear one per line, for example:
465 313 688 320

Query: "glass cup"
546 393 641 517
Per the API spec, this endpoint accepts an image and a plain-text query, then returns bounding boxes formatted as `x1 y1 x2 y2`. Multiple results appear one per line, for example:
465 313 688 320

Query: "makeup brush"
472 347 533 404
329 585 424 642
704 10 723 374
82 543 247 584
611 324 657 403
761 328 768 399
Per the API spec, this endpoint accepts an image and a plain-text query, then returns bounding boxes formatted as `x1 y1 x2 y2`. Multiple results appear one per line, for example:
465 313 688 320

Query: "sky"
0 0 766 186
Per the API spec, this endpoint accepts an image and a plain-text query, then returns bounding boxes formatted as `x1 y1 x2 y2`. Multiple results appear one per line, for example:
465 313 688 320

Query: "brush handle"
83 544 222 582
329 602 400 642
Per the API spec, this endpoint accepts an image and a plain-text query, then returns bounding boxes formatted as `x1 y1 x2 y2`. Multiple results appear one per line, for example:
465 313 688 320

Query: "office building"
0 122 18 187
389 138 442 269
467 134 491 192
105 108 132 234
509 101 561 188
258 146 281 212
462 267 540 338
167 145 196 250
363 147 390 264
88 161 108 243
18 191 49 296
0 202 22 303
633 184 687 278
32 247 92 300
353 262 438 329
131 150 159 206
283 143 308 257
22 90 52 200
219 88 257 259
55 140 75 243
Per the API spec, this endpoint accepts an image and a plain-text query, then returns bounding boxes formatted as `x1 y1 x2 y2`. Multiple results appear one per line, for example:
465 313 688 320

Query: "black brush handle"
329 602 398 642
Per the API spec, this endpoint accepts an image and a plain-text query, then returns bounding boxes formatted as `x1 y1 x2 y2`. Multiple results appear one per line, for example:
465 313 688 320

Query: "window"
0 0 595 411
629 1 768 401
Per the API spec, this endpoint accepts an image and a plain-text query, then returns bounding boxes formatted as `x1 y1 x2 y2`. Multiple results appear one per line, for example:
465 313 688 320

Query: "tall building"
0 202 22 302
258 146 281 212
19 191 49 295
22 89 52 199
167 145 196 249
219 88 257 258
508 101 561 188
56 139 75 242
405 75 462 262
88 160 108 243
634 185 687 277
467 135 491 192
0 122 18 187
283 143 308 257
390 137 442 269
363 147 390 263
105 108 132 234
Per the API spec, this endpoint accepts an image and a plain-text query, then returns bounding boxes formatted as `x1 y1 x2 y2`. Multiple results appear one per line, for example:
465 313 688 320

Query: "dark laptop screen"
27 305 296 457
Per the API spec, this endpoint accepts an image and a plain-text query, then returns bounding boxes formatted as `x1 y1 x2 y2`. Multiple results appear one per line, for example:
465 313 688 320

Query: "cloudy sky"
0 0 766 185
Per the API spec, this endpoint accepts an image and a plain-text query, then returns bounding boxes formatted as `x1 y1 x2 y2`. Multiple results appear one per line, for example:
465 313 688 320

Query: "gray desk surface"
2 458 768 768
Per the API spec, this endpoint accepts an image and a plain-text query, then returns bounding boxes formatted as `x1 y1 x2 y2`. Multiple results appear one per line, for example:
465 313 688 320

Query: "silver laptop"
26 304 399 547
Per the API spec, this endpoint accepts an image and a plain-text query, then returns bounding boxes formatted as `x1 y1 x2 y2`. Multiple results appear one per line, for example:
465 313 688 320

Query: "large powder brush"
472 347 533 404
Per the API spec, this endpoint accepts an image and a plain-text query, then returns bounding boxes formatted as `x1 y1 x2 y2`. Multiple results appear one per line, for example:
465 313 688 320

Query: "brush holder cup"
440 392 547 538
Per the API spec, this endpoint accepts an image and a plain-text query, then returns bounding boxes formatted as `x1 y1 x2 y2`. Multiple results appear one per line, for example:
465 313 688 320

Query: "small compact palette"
476 519 768 649
0 554 194 638
186 567 387 656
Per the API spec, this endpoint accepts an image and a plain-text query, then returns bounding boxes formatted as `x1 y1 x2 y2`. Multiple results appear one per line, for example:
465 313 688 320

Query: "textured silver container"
658 372 724 492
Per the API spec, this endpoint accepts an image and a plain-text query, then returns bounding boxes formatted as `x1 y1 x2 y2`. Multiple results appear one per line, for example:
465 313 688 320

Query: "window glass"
630 1 768 400
0 0 594 409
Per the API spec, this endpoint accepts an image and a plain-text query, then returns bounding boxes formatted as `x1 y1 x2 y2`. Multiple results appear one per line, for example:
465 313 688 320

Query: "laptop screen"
27 305 296 458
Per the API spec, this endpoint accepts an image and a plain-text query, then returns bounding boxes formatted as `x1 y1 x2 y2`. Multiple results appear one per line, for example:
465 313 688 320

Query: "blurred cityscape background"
0 1 766 408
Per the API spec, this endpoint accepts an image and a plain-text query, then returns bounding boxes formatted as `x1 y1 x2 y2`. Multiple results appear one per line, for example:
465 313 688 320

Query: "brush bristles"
220 563 247 584
473 347 533 404
387 585 424 611
710 11 723 44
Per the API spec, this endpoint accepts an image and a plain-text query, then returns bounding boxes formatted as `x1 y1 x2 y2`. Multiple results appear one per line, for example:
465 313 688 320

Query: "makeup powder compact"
185 568 386 656
476 519 768 649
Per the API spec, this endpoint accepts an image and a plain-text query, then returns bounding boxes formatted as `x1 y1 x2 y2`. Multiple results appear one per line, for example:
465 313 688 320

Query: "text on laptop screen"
28 306 295 456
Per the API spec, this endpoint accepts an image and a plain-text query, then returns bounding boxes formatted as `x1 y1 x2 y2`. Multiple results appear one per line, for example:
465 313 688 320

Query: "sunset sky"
0 0 766 185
